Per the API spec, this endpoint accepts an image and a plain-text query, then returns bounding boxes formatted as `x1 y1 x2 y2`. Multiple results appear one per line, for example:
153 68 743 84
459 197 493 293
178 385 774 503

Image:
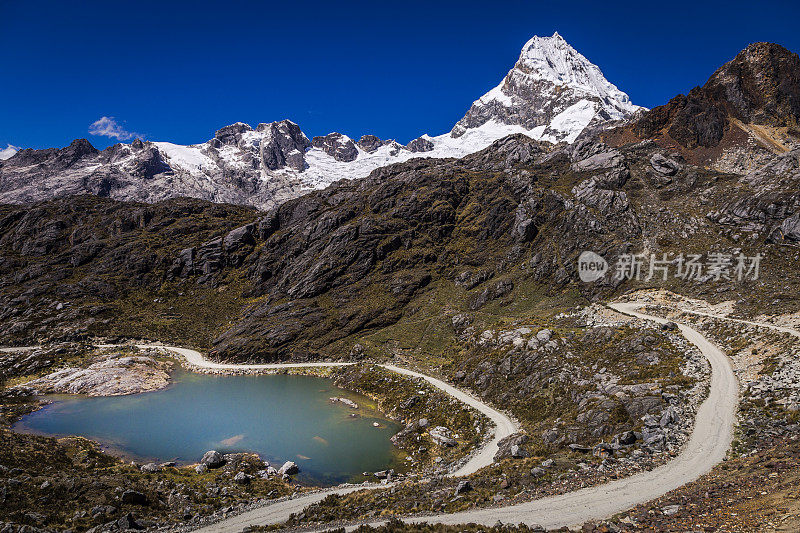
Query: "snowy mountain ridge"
0 33 642 210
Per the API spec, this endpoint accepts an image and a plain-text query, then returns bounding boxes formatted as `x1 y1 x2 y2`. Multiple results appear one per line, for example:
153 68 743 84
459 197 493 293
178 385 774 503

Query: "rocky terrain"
5 127 800 362
0 427 300 533
22 348 172 397
283 304 709 527
0 196 258 348
0 344 172 399
2 38 800 532
330 364 485 476
622 289 800 452
0 348 321 533
5 40 800 363
604 42 800 172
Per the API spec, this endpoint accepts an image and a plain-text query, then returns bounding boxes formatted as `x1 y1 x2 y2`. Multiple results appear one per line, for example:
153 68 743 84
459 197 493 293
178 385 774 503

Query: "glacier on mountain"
0 32 642 210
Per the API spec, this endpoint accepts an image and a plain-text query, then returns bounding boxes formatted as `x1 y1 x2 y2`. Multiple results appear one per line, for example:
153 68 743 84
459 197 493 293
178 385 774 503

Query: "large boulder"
223 223 256 253
140 463 161 474
650 153 683 175
200 450 226 469
429 426 457 447
117 512 144 530
774 213 800 242
121 490 148 506
454 480 472 495
494 433 529 461
233 472 252 484
570 150 623 172
573 176 630 215
278 460 299 475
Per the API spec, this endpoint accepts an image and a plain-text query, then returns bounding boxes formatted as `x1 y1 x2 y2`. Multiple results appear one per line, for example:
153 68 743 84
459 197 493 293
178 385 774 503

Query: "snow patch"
0 144 20 160
153 142 215 173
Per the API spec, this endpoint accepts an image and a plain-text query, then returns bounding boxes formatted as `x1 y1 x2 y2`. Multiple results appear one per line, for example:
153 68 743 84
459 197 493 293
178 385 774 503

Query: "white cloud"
89 116 141 140
0 144 20 160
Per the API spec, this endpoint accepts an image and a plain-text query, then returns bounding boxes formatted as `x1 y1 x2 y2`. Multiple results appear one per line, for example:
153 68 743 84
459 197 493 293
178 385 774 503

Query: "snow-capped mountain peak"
452 32 642 143
0 33 643 211
516 32 637 116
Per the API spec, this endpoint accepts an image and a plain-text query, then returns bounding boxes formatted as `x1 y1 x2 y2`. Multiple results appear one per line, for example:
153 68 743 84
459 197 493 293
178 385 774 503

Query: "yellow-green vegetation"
331 364 484 469
0 196 259 349
0 429 298 532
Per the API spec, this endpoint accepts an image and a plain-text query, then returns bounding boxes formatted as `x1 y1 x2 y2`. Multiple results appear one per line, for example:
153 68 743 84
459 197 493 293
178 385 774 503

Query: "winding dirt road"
123 344 520 478
661 306 800 339
2 302 745 532
189 302 740 532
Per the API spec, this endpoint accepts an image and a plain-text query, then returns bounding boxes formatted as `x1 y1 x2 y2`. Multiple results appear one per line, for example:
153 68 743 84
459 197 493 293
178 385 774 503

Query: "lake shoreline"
6 344 489 482
11 368 405 486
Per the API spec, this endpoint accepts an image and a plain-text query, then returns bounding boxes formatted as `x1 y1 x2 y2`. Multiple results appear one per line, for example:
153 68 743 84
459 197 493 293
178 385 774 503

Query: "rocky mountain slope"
3 39 800 533
605 41 800 172
2 129 799 359
0 34 640 211
2 40 799 362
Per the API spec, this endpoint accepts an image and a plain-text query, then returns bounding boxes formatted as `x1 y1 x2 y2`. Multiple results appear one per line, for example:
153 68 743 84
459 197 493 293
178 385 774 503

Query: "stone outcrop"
256 120 311 171
23 350 172 396
356 135 386 153
311 133 359 162
406 137 434 153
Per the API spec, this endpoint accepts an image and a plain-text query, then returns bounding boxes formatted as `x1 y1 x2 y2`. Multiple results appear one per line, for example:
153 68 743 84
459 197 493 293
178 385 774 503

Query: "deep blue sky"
2 0 799 151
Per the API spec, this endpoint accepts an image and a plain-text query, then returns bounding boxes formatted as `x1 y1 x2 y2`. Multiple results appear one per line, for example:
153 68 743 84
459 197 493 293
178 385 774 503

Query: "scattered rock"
650 153 683 176
117 513 143 530
400 396 420 409
454 480 472 495
120 490 148 506
233 472 251 485
662 504 681 516
660 407 680 427
429 426 457 447
329 397 359 409
616 430 637 446
140 463 161 474
510 444 528 459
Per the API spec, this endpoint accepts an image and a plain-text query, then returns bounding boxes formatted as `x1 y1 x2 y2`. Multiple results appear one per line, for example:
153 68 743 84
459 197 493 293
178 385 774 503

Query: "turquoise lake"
12 370 402 485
